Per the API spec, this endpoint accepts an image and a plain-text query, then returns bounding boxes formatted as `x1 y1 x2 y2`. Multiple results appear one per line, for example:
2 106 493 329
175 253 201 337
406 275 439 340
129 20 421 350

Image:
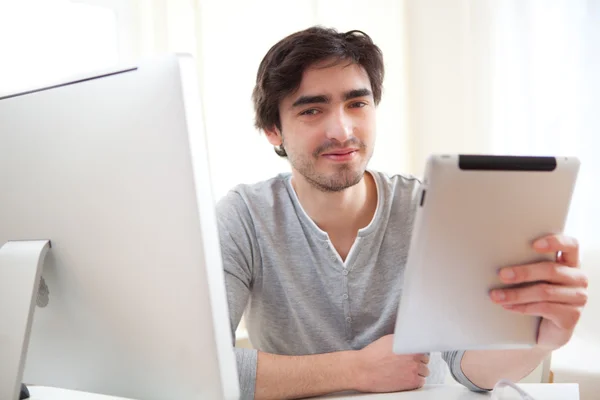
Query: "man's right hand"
254 334 429 400
353 334 429 393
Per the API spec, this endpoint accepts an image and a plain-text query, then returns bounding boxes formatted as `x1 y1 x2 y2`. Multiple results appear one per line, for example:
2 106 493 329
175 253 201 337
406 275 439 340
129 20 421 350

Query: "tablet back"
393 155 580 354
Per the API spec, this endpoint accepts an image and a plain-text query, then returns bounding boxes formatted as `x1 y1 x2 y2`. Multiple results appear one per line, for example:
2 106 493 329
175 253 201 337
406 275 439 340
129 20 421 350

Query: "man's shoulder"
216 172 291 214
369 170 422 193
369 170 423 218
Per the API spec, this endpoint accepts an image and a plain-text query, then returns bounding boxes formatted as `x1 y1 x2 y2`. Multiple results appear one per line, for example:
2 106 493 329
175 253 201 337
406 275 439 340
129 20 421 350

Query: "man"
217 26 588 400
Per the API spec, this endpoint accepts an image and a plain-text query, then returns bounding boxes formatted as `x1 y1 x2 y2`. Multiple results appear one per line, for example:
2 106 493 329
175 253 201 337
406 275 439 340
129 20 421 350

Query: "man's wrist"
340 350 363 392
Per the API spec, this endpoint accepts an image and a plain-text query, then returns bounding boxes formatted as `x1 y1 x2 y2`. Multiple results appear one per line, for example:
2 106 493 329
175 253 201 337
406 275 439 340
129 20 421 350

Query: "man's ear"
264 126 283 147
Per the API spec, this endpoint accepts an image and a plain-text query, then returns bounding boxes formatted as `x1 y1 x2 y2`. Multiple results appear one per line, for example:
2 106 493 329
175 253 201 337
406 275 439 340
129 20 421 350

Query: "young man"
217 26 588 400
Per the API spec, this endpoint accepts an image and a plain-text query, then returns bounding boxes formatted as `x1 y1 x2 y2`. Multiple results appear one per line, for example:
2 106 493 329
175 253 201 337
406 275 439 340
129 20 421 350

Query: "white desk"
320 384 579 399
28 383 579 399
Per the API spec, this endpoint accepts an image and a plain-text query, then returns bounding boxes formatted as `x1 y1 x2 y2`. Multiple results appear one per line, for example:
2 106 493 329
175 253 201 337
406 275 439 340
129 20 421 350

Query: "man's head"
252 26 384 192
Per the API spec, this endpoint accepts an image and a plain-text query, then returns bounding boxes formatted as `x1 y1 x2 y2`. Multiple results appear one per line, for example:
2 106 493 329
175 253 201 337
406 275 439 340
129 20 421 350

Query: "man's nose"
326 109 353 142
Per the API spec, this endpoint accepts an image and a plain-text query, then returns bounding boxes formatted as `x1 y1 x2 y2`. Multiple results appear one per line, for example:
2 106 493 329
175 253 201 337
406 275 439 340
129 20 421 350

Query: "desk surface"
319 383 579 399
28 383 579 400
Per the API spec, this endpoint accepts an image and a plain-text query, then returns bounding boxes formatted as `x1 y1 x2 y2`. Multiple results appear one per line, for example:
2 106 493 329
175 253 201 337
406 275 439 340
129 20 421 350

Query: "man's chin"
312 169 365 193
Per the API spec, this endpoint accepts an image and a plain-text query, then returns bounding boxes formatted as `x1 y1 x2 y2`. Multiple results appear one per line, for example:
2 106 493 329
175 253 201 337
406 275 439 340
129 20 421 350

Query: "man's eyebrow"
290 88 372 108
291 95 330 108
344 88 372 101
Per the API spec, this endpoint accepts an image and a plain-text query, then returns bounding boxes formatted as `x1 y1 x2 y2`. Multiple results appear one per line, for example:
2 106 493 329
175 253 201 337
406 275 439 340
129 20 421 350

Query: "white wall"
0 0 119 95
404 0 494 177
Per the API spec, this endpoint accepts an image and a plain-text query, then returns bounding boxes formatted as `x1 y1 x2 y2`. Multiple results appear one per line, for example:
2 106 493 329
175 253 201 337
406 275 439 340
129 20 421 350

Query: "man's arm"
217 190 260 399
254 335 428 400
254 351 358 400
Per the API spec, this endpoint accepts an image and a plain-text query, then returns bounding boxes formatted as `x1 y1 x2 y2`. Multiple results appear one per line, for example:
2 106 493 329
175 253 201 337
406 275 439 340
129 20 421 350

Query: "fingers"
412 354 430 378
417 363 430 378
502 302 583 330
533 234 579 267
415 354 429 381
498 262 588 288
413 353 430 364
490 284 588 307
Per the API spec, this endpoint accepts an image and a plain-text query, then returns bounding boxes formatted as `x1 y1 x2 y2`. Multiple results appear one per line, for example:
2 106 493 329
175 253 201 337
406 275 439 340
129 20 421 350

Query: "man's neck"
291 171 377 235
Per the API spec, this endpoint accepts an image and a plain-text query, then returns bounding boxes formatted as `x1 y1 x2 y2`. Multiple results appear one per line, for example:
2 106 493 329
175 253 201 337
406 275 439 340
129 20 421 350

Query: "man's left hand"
490 234 589 350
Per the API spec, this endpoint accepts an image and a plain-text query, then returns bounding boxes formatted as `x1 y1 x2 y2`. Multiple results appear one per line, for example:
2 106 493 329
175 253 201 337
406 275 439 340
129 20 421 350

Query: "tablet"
392 154 580 354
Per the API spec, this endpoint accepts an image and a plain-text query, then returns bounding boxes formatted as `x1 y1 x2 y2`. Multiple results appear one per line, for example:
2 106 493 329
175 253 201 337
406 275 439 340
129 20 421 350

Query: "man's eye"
350 102 367 108
300 109 320 116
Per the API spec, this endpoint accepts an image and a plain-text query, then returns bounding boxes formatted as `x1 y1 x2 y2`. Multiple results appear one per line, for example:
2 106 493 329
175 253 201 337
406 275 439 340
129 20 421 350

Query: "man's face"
267 60 377 192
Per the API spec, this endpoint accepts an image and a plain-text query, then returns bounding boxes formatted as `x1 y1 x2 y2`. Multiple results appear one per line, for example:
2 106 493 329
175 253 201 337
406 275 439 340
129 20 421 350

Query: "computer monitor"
0 54 240 400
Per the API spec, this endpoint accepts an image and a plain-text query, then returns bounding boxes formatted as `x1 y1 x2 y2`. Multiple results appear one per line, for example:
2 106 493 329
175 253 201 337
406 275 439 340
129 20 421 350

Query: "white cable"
490 379 537 400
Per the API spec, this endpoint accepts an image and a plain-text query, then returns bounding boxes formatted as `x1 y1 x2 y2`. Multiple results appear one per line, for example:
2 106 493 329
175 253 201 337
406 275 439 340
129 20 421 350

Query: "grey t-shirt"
217 170 484 399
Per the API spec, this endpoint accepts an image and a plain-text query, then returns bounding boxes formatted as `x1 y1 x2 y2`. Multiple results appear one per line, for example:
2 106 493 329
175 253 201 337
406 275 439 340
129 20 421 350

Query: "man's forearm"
461 347 551 389
254 350 360 400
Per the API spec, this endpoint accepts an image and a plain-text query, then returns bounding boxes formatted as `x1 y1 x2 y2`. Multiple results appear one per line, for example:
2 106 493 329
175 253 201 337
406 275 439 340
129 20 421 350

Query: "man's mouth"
322 148 358 156
321 148 359 161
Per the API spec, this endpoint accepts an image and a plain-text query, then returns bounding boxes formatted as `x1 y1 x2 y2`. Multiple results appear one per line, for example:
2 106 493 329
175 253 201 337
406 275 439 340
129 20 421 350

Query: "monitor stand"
0 240 51 400
20 383 30 400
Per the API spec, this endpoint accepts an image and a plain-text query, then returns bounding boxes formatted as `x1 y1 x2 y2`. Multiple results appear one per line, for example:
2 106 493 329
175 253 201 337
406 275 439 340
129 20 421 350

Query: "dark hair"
252 26 385 157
